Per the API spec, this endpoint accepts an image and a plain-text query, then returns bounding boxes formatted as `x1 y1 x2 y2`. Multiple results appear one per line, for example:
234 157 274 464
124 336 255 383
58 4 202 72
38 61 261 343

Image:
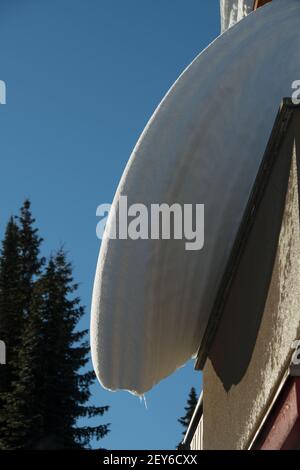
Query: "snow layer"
91 0 300 395
220 0 253 32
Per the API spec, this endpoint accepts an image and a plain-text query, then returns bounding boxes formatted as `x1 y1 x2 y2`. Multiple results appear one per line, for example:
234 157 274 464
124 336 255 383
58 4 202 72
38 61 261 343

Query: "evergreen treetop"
0 201 110 449
177 386 198 448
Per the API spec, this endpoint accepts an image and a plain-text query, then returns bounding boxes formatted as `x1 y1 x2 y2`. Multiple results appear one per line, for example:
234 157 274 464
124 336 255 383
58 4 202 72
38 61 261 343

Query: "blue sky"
0 0 220 450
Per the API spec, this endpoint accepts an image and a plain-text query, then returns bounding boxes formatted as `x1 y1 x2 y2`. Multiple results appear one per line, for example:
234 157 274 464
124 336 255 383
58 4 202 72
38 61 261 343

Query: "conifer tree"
2 251 109 449
0 201 43 449
0 202 110 449
0 200 43 389
18 199 44 317
177 387 198 447
33 250 110 449
0 218 22 392
0 201 44 449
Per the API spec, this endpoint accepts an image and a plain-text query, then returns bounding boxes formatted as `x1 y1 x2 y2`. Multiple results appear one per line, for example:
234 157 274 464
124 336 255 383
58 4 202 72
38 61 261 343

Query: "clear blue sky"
0 0 220 450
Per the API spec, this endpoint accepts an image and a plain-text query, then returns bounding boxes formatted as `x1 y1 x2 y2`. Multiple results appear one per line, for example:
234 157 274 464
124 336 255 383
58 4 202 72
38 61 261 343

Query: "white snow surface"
91 0 300 395
220 0 253 32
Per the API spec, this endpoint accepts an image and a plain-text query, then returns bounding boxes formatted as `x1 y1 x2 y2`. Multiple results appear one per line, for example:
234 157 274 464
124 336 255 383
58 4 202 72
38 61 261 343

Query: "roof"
195 98 300 371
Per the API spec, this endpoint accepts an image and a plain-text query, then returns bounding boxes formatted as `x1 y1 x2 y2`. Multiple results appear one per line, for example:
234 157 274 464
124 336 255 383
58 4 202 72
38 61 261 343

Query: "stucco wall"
203 127 300 449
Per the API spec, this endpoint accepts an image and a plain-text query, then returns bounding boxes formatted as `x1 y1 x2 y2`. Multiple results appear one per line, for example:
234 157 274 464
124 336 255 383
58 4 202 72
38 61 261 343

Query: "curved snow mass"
220 0 253 32
91 0 300 395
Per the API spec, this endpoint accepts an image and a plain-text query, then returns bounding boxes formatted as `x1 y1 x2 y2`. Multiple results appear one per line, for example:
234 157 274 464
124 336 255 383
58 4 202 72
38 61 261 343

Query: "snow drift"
91 0 300 395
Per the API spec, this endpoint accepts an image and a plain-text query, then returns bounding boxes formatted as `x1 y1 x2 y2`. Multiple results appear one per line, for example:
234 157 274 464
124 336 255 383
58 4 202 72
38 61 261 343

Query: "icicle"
139 394 148 410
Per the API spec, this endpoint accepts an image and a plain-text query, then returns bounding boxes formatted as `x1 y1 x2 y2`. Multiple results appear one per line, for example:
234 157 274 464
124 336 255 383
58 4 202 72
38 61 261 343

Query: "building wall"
190 416 203 450
202 126 300 449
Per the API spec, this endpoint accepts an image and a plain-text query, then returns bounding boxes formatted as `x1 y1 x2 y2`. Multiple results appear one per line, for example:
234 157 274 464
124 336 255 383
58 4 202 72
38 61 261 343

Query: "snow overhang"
91 0 300 396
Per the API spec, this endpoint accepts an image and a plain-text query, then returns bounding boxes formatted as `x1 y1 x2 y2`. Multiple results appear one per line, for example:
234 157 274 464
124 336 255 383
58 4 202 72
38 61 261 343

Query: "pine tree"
0 202 110 449
18 199 44 317
3 251 109 449
0 201 43 389
0 201 44 449
177 387 198 447
35 251 110 449
0 218 22 392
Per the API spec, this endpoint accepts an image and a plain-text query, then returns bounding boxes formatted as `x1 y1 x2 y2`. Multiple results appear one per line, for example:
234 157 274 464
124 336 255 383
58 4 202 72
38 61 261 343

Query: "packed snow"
220 0 253 32
91 0 300 395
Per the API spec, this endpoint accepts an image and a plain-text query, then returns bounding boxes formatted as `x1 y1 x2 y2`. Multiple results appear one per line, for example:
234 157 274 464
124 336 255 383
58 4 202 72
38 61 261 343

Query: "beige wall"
190 416 203 450
203 124 300 449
